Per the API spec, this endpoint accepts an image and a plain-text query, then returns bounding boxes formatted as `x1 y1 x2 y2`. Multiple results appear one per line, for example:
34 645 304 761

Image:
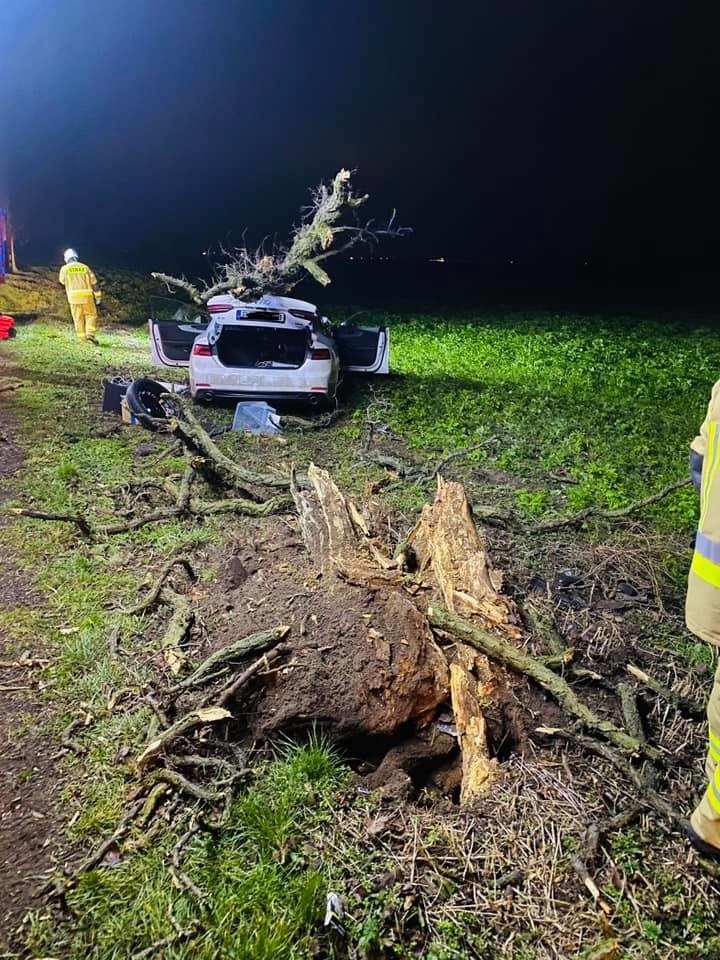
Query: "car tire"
125 378 179 431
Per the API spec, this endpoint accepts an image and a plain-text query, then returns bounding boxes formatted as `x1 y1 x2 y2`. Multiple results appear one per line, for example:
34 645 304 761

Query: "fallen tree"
17 405 699 902
152 169 410 303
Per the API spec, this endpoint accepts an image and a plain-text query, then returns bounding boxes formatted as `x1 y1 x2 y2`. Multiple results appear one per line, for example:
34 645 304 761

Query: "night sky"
1 1 717 276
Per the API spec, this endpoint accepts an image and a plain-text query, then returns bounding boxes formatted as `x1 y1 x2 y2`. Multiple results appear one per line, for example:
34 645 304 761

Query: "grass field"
2 271 719 959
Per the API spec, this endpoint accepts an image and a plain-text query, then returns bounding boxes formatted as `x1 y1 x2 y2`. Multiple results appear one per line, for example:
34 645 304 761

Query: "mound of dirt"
200 529 449 740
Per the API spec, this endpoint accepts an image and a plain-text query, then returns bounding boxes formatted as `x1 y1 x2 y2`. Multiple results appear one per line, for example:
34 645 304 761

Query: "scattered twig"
528 478 691 533
572 855 613 915
61 718 87 755
425 438 498 484
626 663 705 721
50 797 146 893
170 819 206 901
120 556 196 616
537 725 682 826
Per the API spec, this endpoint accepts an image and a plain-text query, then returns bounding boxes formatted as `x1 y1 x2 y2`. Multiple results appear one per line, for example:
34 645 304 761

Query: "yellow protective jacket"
59 261 99 304
687 378 720 645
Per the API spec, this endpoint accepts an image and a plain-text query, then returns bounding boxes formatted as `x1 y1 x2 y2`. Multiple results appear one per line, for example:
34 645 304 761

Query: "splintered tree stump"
291 463 403 585
408 476 521 636
450 646 499 805
279 467 518 802
406 477 524 796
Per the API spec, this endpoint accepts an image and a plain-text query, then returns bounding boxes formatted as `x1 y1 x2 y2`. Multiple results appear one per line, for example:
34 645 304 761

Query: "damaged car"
148 294 390 406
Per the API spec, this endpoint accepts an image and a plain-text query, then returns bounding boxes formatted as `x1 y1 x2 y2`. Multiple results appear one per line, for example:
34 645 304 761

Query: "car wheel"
125 378 180 431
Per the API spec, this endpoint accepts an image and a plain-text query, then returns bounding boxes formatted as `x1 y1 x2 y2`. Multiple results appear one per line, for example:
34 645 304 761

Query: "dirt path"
0 387 66 944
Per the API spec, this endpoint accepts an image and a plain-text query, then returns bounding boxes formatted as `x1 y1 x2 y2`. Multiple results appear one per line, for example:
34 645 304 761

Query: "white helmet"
63 248 79 264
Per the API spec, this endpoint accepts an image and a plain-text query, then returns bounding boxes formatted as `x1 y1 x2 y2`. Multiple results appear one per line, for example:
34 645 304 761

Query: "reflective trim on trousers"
691 550 720 589
696 531 720 565
707 773 720 816
710 728 720 764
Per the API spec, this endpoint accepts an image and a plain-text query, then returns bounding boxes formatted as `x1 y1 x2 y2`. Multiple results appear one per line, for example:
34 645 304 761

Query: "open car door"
334 324 390 374
148 300 209 367
148 320 208 366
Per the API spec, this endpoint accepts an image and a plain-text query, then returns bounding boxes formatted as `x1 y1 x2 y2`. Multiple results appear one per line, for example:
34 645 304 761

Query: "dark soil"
0 391 66 944
192 518 567 793
198 522 448 739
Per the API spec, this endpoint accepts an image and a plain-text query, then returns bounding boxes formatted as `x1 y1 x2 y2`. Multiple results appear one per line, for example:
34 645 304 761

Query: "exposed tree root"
121 556 196 616
429 605 663 762
146 768 224 804
136 706 232 770
175 626 290 692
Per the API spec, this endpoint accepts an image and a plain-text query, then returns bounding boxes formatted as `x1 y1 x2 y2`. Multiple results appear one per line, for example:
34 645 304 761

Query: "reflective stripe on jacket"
59 262 97 304
687 381 720 645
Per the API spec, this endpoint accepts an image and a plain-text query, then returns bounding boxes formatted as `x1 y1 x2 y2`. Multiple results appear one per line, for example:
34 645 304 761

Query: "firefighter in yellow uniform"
686 378 720 859
58 248 102 344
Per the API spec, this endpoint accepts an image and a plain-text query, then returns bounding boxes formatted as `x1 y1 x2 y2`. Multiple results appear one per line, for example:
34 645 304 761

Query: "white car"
148 294 390 406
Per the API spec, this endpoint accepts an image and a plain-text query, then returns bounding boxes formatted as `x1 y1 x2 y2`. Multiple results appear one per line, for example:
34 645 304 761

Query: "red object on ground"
0 315 16 340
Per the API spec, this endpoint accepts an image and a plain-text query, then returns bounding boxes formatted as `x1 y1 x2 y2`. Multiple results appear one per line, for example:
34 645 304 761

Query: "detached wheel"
125 378 180 431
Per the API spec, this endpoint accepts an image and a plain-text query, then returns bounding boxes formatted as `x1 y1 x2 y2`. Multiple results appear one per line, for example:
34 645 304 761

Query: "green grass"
360 309 720 530
2 275 719 959
25 740 345 960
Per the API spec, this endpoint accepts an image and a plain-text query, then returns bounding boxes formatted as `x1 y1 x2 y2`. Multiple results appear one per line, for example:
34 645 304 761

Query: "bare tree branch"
151 169 410 303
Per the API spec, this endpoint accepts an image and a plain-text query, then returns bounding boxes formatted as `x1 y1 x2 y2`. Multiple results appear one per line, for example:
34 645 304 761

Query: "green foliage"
370 309 720 531
3 291 720 959
25 743 346 960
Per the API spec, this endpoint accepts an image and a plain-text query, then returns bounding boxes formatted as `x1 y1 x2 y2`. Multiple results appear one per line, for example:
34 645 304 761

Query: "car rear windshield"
216 326 309 368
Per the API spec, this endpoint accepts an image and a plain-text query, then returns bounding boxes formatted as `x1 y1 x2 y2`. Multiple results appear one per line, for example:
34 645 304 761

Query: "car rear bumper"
191 387 332 403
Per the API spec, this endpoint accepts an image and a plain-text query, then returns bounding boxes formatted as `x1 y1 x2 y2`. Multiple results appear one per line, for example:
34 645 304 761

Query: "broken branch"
8 507 93 537
120 556 196 616
169 397 288 493
175 626 290 692
626 663 705 721
528 478 691 533
430 605 662 761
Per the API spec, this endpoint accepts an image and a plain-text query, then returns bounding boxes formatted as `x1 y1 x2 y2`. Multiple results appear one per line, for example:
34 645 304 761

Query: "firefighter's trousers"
691 657 720 847
69 298 98 340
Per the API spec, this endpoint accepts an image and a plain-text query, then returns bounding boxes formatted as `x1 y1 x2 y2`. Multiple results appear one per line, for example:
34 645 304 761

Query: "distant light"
509 259 515 265
429 257 446 264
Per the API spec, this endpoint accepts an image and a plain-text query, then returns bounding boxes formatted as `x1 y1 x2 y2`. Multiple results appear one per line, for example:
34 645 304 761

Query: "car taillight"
192 343 212 356
290 309 317 321
207 303 233 314
310 347 331 360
